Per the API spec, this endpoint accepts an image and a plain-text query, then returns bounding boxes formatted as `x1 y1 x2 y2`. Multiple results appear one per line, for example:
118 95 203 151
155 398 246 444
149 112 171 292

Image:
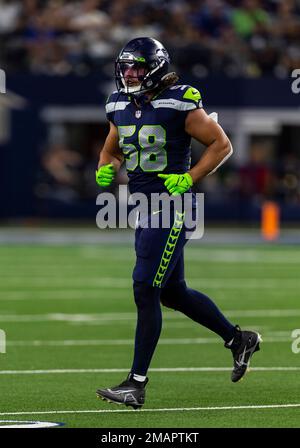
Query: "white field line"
1 403 300 416
0 279 299 301
0 277 300 287
2 248 300 263
0 367 300 375
0 421 61 428
0 291 294 301
1 254 300 264
0 277 299 288
70 321 268 330
0 291 288 302
3 336 292 347
83 252 300 264
0 291 119 301
0 276 288 285
0 309 300 323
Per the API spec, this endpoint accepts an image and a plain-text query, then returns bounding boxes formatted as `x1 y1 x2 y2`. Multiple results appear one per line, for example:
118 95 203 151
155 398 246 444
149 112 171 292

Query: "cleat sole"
96 392 142 410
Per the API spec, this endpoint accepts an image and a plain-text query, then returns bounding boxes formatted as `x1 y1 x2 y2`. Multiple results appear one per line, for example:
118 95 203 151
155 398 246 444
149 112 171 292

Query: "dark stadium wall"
0 107 43 219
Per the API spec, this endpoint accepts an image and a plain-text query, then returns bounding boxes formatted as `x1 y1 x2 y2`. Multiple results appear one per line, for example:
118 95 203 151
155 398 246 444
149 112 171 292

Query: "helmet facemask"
116 60 150 94
115 58 167 96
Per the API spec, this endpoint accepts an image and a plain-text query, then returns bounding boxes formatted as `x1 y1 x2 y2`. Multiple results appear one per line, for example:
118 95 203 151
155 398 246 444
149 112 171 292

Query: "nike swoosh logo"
236 346 247 367
152 210 162 215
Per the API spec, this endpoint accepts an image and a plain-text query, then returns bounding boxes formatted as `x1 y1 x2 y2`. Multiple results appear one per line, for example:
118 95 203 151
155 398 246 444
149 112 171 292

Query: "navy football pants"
131 208 235 376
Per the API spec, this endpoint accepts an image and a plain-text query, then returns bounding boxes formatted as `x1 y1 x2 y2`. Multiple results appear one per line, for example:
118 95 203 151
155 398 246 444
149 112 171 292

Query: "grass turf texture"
0 243 300 428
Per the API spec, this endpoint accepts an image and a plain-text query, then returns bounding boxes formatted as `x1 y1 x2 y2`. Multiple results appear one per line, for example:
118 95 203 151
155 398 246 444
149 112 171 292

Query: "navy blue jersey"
105 84 203 195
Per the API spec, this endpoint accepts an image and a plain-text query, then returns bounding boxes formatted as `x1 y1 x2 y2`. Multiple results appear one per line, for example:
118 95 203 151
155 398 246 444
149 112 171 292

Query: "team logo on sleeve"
183 87 202 105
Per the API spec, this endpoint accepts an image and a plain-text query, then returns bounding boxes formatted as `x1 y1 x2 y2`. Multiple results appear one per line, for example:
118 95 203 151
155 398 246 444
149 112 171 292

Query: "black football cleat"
96 373 148 410
225 326 262 383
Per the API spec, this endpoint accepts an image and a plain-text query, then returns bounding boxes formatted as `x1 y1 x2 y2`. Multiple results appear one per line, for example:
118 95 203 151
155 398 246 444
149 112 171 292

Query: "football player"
95 37 261 409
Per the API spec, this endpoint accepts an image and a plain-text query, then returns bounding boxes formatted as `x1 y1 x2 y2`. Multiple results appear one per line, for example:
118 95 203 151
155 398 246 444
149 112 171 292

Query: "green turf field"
0 243 300 428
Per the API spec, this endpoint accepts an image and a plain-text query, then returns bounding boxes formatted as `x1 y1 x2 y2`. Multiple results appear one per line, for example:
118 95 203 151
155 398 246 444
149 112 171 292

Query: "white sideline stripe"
1 403 300 416
0 290 119 300
0 420 61 428
0 309 300 322
1 276 300 286
0 367 299 375
81 247 300 259
3 336 291 347
2 257 300 265
2 247 300 261
0 279 300 301
1 274 300 286
2 251 300 264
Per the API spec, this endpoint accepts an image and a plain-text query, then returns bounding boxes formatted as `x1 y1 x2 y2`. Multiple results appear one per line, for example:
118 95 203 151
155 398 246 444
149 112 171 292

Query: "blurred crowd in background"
0 0 300 77
1 0 299 220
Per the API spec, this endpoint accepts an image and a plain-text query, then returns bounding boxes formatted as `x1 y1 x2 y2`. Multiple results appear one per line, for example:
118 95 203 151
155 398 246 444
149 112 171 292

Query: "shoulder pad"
105 91 131 115
106 90 128 104
168 85 203 108
182 86 202 103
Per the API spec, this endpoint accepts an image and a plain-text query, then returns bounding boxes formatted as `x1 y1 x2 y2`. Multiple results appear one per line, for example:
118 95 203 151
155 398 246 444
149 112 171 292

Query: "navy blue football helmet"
115 37 171 96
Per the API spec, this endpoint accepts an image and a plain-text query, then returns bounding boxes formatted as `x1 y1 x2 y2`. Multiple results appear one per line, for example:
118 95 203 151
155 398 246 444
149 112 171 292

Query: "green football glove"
158 173 193 196
95 163 115 187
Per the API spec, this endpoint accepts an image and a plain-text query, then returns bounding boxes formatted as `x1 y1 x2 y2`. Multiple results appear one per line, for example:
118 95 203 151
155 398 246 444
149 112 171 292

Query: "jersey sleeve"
181 85 203 110
105 92 117 124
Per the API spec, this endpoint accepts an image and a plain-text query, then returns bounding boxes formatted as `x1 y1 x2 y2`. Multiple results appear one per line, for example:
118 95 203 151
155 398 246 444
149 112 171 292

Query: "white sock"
133 373 146 382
